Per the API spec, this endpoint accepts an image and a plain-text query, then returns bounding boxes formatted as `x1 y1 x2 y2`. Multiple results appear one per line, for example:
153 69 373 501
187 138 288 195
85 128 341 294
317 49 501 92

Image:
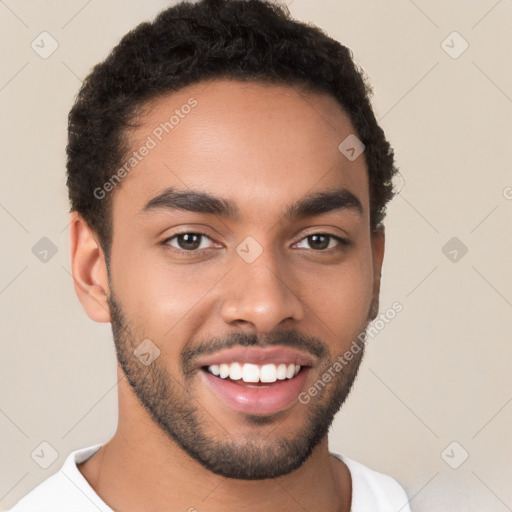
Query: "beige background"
1 1 511 510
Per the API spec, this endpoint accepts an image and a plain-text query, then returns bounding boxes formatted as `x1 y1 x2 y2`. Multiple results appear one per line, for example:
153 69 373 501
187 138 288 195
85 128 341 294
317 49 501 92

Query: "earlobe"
69 212 111 323
369 228 385 321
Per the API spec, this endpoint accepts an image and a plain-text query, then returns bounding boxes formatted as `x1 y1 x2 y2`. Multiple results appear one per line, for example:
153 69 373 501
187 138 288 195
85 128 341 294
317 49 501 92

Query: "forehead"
113 78 369 221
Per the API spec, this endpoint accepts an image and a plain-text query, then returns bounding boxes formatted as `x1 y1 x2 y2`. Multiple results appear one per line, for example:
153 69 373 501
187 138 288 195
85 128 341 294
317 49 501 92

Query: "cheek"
300 249 373 343
111 249 224 339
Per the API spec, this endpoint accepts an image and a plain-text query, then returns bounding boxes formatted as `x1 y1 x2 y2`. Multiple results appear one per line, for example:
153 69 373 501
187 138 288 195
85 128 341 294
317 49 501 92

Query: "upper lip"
196 346 316 368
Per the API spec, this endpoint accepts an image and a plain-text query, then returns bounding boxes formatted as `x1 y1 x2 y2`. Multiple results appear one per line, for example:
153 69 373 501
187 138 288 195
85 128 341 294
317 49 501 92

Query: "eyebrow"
141 186 363 221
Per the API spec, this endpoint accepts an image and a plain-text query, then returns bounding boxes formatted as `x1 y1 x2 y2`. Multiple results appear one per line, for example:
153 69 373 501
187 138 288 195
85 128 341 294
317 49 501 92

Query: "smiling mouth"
195 345 315 414
200 363 311 415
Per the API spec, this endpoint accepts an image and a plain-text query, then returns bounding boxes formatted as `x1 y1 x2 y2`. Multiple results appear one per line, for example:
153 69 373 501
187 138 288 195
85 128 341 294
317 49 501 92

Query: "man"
10 0 410 510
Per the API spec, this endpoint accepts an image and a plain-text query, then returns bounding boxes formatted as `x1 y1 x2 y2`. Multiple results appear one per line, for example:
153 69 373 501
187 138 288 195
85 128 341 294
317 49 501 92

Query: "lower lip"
200 368 310 415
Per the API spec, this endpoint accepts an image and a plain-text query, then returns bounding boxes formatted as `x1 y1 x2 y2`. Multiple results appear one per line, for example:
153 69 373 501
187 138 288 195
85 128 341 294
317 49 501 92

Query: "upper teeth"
207 363 301 383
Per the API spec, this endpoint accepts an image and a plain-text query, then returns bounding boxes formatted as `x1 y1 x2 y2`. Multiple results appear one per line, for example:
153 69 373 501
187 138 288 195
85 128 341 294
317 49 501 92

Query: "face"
103 79 383 480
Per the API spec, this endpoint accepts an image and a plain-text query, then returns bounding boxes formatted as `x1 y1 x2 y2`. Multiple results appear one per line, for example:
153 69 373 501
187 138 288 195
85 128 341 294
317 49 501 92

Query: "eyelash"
161 231 351 256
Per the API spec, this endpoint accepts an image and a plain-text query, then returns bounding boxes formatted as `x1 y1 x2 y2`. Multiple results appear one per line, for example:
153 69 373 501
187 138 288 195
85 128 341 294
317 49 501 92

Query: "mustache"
181 330 328 374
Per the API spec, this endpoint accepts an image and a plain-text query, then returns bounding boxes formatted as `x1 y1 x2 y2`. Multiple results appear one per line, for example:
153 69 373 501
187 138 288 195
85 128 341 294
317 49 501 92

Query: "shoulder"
8 445 112 512
331 452 411 512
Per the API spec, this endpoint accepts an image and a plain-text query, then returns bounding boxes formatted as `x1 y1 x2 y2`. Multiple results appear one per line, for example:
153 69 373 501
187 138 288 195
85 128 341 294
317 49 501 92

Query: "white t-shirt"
8 445 411 512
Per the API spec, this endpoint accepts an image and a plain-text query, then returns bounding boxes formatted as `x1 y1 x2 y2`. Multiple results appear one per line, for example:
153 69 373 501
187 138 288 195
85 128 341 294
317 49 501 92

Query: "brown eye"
295 234 346 251
164 233 213 251
177 233 202 250
307 234 330 250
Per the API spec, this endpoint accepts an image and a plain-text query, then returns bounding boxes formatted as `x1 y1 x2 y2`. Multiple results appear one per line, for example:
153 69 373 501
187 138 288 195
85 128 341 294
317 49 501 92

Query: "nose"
220 247 305 333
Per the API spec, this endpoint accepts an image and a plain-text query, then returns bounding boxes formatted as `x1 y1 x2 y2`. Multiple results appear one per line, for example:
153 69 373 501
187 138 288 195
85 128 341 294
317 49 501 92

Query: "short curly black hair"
66 0 398 264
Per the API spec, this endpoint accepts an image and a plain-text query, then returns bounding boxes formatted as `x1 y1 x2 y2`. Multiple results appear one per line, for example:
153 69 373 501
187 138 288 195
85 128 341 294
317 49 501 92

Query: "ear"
69 212 111 323
369 227 385 321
